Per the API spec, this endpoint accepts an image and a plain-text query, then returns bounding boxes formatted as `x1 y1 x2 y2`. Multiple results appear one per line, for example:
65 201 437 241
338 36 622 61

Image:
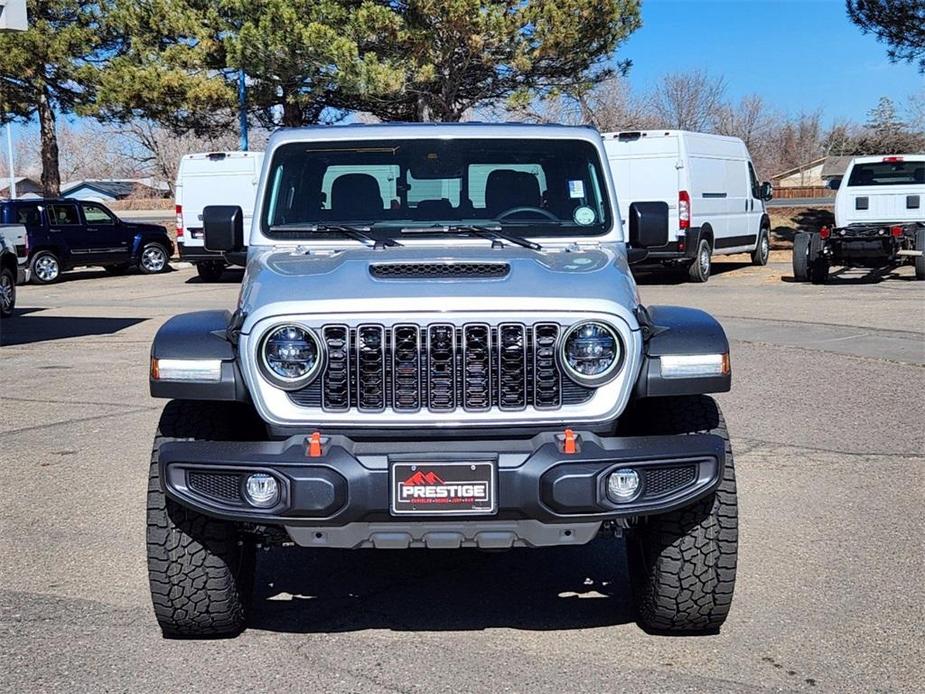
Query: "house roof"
60 180 138 198
771 157 826 180
820 156 854 179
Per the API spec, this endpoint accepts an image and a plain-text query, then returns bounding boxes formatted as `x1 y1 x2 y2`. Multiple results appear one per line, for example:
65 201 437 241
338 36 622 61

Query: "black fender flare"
634 305 731 398
150 310 248 401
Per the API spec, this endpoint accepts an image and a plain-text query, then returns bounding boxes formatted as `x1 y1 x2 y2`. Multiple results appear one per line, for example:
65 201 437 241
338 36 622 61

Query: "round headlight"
259 325 323 389
560 321 622 385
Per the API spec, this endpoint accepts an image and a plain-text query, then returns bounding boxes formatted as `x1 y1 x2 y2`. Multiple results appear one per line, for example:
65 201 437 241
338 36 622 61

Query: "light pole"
238 66 248 151
1 0 28 198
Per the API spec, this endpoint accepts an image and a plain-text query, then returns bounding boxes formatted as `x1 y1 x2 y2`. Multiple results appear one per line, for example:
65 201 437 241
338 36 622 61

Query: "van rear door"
177 152 263 248
604 133 682 236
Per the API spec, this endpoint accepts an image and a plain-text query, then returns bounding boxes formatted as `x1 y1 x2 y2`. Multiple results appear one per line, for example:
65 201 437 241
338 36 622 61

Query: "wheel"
196 261 226 282
104 263 131 275
751 227 770 266
622 396 738 634
138 243 169 274
0 266 15 318
688 238 712 283
809 234 829 284
792 232 811 281
147 400 263 638
915 228 925 281
30 250 60 284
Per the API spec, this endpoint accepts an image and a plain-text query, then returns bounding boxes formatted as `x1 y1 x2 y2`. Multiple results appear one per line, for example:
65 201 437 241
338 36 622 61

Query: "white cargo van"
603 130 773 282
834 154 925 228
175 151 264 281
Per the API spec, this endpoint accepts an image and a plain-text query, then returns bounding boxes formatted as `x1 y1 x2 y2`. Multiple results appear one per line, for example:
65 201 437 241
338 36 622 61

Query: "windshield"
261 138 612 240
847 161 925 187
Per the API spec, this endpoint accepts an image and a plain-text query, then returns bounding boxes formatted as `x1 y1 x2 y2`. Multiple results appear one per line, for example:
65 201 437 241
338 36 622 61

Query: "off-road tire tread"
147 400 260 638
624 396 738 634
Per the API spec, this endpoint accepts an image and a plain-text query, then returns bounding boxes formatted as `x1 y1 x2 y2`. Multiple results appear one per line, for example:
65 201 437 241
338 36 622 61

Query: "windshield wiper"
268 223 402 248
399 224 542 251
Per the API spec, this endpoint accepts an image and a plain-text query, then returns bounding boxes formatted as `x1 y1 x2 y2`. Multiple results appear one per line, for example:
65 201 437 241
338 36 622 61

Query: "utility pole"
238 66 248 151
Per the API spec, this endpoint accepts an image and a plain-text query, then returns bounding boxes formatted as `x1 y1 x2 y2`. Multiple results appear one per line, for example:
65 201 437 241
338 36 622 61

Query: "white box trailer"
602 130 773 282
175 151 264 282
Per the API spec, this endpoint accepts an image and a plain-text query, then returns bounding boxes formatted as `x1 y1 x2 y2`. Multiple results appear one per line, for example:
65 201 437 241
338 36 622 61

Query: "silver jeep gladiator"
147 123 737 638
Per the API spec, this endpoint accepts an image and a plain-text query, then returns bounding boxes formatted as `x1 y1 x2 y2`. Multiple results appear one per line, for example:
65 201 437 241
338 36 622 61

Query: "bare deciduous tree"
648 70 727 131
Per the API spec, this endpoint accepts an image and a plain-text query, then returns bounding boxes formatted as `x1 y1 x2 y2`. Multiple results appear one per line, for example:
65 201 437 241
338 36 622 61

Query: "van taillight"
679 191 691 230
175 205 184 238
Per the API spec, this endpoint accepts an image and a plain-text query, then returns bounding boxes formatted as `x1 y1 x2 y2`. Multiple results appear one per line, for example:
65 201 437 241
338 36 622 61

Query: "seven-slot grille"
289 322 594 412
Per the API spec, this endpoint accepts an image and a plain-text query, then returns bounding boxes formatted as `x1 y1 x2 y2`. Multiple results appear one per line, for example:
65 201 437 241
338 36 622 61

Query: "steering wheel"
495 206 559 222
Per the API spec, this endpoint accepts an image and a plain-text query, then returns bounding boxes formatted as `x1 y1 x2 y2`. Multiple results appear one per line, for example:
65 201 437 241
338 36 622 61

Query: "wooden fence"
771 186 833 199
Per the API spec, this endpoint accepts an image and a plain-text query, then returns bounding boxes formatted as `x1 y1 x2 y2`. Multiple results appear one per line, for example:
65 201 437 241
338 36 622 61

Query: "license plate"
390 461 496 515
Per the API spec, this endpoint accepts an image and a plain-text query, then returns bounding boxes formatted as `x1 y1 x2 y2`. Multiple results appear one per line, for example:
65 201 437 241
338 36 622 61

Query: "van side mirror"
760 182 773 200
628 201 669 249
204 205 244 253
827 178 841 191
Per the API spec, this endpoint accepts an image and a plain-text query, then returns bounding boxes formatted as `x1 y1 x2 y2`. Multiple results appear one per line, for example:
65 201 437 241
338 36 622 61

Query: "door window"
49 204 80 225
81 203 116 225
748 163 761 199
15 204 42 225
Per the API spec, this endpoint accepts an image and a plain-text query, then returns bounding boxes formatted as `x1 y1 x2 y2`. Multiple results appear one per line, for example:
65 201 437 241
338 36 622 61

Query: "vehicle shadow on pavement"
184 269 245 284
634 261 751 285
0 311 147 346
779 267 913 284
249 538 636 633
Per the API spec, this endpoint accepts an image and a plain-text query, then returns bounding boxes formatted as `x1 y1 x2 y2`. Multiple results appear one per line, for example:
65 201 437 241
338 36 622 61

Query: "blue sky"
622 0 924 123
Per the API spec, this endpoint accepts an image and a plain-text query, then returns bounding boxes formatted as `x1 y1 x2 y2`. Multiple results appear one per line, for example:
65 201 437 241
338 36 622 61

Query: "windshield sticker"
568 180 585 199
573 206 596 225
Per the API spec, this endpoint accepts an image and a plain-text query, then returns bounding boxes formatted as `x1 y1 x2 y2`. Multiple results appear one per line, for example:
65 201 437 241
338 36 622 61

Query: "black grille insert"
392 325 421 411
371 263 510 279
643 466 697 498
187 471 242 504
357 326 385 411
322 326 350 411
463 324 492 411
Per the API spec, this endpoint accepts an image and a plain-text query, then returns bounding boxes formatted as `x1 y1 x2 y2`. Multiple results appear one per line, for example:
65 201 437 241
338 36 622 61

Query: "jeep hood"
237 244 641 333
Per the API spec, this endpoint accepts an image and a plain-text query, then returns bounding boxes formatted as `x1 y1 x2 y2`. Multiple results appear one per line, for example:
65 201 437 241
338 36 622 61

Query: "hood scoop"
369 261 510 280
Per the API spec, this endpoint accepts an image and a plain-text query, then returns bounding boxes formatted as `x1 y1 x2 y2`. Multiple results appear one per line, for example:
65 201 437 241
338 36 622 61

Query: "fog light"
244 473 279 508
607 469 640 502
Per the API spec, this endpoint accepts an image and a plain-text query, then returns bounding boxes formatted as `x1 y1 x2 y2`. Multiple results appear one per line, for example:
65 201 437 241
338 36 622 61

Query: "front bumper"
158 430 725 546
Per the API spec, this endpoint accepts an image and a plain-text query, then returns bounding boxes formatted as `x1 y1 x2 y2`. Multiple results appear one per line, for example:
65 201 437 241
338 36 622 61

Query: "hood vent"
370 262 510 280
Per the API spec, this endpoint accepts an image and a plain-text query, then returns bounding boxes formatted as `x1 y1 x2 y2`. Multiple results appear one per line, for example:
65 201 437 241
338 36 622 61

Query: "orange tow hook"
308 432 323 458
563 429 578 455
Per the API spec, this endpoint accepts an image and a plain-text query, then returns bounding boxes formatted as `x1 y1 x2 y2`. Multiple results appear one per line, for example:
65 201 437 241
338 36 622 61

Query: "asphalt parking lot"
1 255 923 693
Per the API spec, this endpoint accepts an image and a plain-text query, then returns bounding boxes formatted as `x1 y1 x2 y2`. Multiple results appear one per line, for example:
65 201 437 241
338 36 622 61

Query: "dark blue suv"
0 198 173 284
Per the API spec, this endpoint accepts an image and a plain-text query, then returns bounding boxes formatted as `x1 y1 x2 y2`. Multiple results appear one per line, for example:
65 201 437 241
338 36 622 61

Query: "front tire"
688 239 712 283
622 396 738 634
751 227 770 266
147 401 262 638
0 266 15 317
139 242 169 274
30 250 61 284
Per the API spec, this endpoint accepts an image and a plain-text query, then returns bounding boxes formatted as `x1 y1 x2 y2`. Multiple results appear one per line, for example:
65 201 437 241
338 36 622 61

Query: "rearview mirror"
759 182 773 201
204 205 244 253
628 201 669 249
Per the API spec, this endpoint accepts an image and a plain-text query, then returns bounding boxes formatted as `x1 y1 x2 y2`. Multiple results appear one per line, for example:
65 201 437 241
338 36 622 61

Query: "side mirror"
827 178 841 191
760 182 774 200
628 201 669 249
204 205 244 253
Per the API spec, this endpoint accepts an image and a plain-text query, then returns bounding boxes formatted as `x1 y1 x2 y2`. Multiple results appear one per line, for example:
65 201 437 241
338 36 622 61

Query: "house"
772 156 854 189
60 178 170 202
0 176 44 198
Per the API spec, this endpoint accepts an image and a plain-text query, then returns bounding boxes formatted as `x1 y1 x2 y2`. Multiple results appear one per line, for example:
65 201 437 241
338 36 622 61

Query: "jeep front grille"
288 322 594 413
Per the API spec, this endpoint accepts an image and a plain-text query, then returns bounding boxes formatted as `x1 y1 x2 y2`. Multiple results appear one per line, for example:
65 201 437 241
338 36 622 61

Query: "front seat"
331 174 384 218
485 170 541 215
